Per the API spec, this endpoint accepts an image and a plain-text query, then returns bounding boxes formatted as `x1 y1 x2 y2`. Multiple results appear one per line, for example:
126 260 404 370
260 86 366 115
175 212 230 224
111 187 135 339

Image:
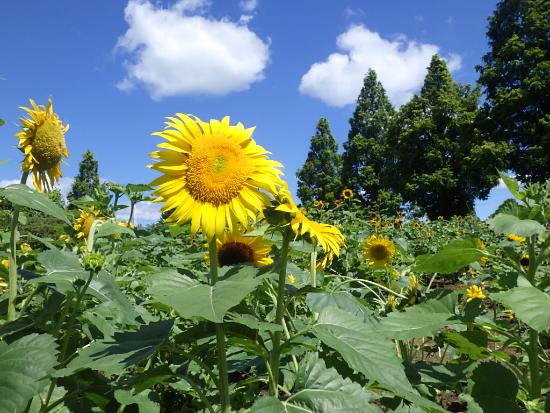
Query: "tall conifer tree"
68 150 107 203
388 55 508 218
341 70 395 206
296 118 341 203
477 0 549 183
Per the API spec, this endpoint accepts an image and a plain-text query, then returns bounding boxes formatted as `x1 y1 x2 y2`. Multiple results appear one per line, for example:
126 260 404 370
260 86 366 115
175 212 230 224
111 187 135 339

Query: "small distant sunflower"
437 216 444 221
334 199 343 207
287 274 297 283
465 285 486 302
362 235 395 269
216 233 273 267
342 188 353 199
16 98 69 192
0 277 7 294
520 254 529 269
74 208 104 239
369 211 378 219
313 200 322 208
393 218 403 228
20 242 32 254
477 239 488 266
506 234 526 244
149 114 283 240
1 259 8 269
369 219 380 228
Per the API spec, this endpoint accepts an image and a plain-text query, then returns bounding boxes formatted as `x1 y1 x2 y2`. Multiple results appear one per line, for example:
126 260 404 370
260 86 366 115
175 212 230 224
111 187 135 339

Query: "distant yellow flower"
520 254 529 269
342 188 353 199
313 200 322 207
506 234 526 243
477 239 488 266
369 219 380 228
334 199 343 207
393 218 403 228
369 211 378 219
74 208 104 239
287 274 297 283
1 259 8 269
16 97 69 192
20 242 32 253
437 216 444 221
0 277 7 294
149 114 283 240
362 235 395 269
466 285 486 302
215 232 273 267
408 274 419 291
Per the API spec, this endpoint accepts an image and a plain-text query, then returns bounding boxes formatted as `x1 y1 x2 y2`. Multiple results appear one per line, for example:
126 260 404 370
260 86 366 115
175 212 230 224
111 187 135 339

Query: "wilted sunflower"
16 98 69 192
215 232 273 267
342 188 353 199
362 235 395 269
74 208 104 239
149 114 283 240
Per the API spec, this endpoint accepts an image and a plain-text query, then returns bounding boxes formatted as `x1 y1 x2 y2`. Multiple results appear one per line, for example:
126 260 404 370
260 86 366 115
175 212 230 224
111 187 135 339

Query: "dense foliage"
67 150 108 204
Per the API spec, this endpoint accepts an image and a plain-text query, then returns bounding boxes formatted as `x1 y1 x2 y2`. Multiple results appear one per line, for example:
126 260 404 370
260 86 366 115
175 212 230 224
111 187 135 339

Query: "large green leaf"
376 299 459 340
468 361 521 413
491 287 550 332
313 308 444 412
498 172 523 201
55 320 173 377
487 214 545 237
413 238 481 274
95 221 135 238
1 184 70 224
251 353 381 412
0 334 58 413
147 265 263 323
114 389 159 413
306 291 372 320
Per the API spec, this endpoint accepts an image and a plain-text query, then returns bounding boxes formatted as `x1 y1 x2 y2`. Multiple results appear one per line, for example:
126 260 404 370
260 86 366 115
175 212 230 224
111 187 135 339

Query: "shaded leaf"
1 184 70 224
491 287 550 332
468 361 521 413
414 238 481 274
488 214 544 237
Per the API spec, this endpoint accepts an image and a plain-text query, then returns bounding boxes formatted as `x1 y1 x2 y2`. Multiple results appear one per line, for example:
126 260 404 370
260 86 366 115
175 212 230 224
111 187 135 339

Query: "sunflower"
287 274 297 283
342 188 353 199
20 242 32 254
215 232 273 267
476 239 488 266
465 285 486 302
1 259 8 269
520 254 529 269
0 277 7 294
313 200 322 208
74 208 104 239
16 98 69 192
362 235 395 269
334 199 343 207
149 114 283 240
506 233 526 243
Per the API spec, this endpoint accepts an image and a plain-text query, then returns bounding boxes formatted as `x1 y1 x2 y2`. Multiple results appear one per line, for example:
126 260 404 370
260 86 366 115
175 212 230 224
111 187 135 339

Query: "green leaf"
251 353 381 412
376 299 459 340
468 361 521 413
225 312 283 333
487 213 545 237
95 221 135 238
491 287 550 332
307 291 372 320
1 184 70 224
114 389 159 413
413 238 481 274
55 320 173 377
442 331 490 360
147 266 263 323
0 334 58 413
0 118 5 126
498 172 524 201
313 308 444 412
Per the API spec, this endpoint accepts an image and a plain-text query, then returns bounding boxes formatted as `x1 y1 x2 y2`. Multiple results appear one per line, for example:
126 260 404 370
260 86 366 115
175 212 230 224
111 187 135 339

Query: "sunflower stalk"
208 239 230 413
269 227 292 396
525 238 541 398
7 171 29 321
310 241 317 287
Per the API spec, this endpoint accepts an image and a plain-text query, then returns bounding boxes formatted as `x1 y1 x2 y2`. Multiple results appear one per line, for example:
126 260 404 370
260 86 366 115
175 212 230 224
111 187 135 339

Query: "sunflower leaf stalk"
208 238 230 413
269 227 292 396
310 241 317 287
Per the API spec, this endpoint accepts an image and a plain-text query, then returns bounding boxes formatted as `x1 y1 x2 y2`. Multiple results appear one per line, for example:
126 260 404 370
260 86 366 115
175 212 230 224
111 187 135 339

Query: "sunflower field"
0 99 549 413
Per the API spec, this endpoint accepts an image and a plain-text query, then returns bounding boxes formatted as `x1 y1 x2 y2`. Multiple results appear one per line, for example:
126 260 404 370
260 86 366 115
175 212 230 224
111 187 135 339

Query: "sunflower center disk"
185 139 250 206
370 244 389 261
218 242 255 267
32 118 67 170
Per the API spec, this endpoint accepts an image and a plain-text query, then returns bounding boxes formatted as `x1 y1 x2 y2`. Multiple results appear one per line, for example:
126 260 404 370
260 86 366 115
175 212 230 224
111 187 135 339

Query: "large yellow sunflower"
74 208 105 239
215 232 273 267
16 98 69 192
362 235 395 269
149 114 283 240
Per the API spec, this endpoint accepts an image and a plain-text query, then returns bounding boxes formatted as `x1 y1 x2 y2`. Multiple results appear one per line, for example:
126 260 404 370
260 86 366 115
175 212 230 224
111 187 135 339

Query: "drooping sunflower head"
16 98 69 192
362 235 395 269
73 208 104 239
216 232 273 267
342 188 353 199
149 114 283 240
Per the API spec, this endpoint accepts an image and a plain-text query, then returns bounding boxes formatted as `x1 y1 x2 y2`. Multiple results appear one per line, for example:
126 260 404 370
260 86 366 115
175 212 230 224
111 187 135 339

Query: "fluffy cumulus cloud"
299 25 462 107
116 201 161 224
116 0 270 98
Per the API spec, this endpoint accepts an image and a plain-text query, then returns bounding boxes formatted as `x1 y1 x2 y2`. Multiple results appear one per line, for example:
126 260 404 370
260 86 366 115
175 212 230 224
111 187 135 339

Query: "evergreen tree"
341 70 396 206
388 55 509 219
477 0 550 183
68 150 107 203
296 118 341 203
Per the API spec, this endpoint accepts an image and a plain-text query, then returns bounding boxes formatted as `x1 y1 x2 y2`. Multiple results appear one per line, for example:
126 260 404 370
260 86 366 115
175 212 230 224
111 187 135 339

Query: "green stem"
208 239 230 413
310 242 317 287
127 201 135 227
41 270 95 412
269 228 292 396
7 171 29 321
528 328 541 398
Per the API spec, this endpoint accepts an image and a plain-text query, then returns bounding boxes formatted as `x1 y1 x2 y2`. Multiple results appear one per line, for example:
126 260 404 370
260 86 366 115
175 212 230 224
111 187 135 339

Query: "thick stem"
528 328 541 398
310 242 317 287
269 228 292 396
127 201 135 227
208 239 230 413
7 171 29 321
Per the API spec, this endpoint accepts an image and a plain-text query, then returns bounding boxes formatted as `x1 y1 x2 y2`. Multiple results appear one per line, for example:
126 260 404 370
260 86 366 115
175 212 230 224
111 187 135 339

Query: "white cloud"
239 0 257 12
116 201 161 224
0 176 73 199
116 0 270 99
299 25 462 107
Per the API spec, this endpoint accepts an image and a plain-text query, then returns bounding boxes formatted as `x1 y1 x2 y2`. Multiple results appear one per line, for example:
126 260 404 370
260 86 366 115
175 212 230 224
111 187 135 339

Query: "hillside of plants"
1 0 549 412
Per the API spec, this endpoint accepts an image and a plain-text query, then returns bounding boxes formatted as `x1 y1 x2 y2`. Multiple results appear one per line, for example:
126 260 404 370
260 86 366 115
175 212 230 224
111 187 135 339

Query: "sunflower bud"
82 253 105 273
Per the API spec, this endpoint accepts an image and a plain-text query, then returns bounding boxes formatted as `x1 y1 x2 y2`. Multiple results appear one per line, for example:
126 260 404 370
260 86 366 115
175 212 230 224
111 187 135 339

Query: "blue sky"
0 0 510 222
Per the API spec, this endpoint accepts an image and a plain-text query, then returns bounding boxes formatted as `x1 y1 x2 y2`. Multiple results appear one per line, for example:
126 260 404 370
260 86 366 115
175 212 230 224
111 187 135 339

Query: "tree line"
296 0 549 219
